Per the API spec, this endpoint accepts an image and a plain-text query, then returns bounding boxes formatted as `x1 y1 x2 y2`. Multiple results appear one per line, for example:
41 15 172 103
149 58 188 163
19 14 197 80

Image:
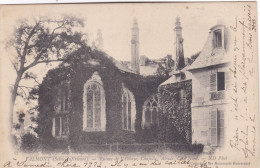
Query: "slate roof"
187 25 230 71
160 69 192 86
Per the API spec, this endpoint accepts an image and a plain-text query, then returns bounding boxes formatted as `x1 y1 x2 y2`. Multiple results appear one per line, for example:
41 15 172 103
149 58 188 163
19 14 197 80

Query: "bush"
20 133 39 152
190 143 204 153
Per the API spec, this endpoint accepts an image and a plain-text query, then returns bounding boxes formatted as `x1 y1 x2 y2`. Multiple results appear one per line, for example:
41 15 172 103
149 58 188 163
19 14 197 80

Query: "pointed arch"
142 94 160 129
83 72 106 132
122 84 136 131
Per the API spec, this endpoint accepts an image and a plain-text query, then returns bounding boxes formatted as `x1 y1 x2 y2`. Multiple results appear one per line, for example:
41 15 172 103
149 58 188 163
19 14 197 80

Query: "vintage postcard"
0 2 258 168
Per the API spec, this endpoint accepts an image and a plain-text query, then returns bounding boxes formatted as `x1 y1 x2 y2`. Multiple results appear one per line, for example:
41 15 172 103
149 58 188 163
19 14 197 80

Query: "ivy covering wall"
158 80 192 144
37 46 166 151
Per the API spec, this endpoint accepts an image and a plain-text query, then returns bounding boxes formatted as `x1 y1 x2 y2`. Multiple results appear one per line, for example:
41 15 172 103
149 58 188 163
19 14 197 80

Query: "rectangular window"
210 109 225 146
214 30 222 48
217 72 225 91
210 72 225 92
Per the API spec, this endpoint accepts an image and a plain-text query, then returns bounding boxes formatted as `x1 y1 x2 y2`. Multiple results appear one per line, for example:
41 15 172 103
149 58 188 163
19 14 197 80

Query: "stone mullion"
93 89 95 129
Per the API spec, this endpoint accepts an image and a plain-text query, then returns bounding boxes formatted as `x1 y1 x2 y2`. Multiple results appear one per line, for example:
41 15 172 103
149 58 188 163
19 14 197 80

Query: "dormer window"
213 29 222 48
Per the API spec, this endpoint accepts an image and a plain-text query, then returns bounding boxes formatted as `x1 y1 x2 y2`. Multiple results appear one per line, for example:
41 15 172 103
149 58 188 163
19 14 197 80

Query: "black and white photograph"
0 2 258 168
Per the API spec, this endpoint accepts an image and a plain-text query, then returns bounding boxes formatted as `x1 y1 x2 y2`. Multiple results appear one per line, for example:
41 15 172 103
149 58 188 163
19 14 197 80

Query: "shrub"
20 133 39 152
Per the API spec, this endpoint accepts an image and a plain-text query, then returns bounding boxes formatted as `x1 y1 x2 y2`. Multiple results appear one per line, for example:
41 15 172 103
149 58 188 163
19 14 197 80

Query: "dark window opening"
217 72 225 91
143 94 159 129
214 30 222 48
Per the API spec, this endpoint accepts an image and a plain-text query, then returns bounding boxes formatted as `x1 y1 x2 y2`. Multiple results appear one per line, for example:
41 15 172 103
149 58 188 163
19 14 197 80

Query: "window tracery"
142 94 160 129
83 72 106 132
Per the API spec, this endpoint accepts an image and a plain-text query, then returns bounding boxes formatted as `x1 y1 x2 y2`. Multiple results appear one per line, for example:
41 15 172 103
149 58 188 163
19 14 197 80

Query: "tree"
6 15 86 130
155 55 175 78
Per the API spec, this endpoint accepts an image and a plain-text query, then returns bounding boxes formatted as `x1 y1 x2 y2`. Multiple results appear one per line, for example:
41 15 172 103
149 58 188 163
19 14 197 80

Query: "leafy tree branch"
6 15 86 132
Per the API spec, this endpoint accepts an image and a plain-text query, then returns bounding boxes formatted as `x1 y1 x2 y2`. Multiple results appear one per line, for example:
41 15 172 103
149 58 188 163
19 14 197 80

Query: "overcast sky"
81 3 235 61
0 3 240 125
1 3 237 63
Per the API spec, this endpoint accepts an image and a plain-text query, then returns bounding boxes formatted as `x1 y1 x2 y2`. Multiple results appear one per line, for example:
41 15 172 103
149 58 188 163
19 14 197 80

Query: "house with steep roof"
154 22 231 150
187 24 231 148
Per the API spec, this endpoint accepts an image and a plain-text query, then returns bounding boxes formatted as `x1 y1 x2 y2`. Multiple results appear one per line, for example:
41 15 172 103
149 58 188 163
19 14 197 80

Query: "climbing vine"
37 46 166 151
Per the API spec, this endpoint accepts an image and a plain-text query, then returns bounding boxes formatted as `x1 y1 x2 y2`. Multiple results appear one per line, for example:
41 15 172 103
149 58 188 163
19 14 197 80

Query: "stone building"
187 24 231 147
38 47 165 151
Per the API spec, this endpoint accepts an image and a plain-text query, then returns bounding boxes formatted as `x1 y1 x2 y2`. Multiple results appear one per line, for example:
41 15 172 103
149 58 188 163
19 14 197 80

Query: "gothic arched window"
142 94 159 129
122 84 136 131
83 72 106 132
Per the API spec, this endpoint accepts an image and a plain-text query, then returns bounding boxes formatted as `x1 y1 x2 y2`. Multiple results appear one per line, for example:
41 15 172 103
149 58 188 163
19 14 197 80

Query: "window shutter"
210 110 218 146
225 71 231 90
210 73 217 92
217 110 225 146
